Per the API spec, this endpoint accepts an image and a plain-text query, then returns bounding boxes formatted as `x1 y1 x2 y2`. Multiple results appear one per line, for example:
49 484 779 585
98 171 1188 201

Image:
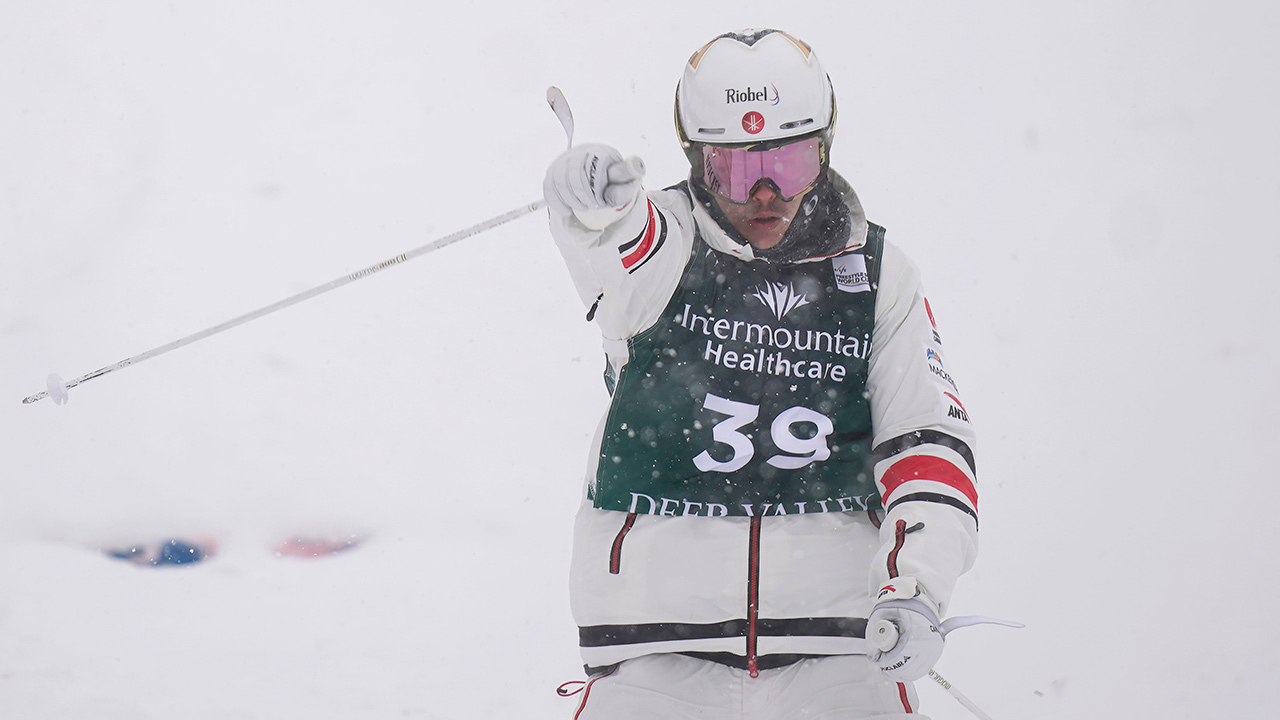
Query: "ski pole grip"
869 617 900 652
608 156 646 184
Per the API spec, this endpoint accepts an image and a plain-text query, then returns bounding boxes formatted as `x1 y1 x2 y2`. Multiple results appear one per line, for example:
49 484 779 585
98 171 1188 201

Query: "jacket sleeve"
547 186 695 349
865 239 979 618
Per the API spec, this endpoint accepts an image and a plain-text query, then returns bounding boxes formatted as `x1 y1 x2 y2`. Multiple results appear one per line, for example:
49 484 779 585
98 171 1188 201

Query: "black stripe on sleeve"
626 209 667 275
870 430 976 477
885 492 979 529
618 220 647 254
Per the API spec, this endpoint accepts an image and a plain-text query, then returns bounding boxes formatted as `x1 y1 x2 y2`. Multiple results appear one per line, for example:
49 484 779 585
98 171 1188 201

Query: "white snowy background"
3 2 1277 718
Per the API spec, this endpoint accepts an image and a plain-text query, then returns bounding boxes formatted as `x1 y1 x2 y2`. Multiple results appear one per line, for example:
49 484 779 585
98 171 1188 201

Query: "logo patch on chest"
832 254 870 293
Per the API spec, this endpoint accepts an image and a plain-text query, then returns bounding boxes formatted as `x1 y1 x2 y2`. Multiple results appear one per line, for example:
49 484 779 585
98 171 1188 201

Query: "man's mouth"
750 214 785 229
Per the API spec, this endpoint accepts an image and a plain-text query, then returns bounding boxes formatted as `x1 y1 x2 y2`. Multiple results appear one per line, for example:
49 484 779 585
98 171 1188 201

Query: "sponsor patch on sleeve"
941 389 972 426
924 296 942 344
925 344 958 392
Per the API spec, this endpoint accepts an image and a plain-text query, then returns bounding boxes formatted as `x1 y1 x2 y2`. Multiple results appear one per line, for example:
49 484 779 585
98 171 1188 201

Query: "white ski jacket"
549 171 978 674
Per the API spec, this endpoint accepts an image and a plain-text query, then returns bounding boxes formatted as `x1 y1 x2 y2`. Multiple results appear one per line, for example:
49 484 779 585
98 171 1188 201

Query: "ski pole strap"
938 615 1025 637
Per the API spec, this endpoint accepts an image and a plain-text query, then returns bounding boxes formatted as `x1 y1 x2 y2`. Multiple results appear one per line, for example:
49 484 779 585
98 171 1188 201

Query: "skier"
544 29 978 718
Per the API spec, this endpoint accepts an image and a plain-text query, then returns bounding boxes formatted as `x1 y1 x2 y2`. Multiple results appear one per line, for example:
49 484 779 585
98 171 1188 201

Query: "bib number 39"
692 392 834 472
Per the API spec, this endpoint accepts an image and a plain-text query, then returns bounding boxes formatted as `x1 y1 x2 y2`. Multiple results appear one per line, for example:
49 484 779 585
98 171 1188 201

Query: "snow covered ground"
3 2 1278 718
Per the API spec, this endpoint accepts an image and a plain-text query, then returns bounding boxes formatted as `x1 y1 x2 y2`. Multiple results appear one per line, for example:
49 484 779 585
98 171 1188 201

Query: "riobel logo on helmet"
724 84 780 105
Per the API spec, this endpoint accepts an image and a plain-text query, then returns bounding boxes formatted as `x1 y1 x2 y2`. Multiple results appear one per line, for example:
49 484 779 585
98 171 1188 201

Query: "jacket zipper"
609 512 637 575
887 519 924 579
747 515 762 678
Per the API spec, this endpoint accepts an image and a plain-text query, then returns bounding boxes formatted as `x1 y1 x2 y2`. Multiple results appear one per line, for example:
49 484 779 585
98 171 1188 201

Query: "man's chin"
744 218 788 249
746 234 785 250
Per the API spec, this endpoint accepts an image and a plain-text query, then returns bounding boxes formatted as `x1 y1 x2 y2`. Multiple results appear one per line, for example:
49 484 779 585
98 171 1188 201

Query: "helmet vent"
779 118 815 130
697 127 727 135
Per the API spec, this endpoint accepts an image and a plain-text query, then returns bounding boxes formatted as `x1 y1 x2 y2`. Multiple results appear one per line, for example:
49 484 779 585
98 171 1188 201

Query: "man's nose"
749 180 779 203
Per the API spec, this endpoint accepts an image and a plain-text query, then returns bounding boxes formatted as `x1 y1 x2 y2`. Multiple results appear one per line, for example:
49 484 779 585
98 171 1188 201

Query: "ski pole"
23 200 545 405
546 86 645 183
869 614 1021 720
926 669 996 720
547 86 575 150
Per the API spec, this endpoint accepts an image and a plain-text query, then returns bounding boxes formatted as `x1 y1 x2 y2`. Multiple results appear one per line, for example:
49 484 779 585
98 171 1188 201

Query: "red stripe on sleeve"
620 202 657 269
879 455 978 509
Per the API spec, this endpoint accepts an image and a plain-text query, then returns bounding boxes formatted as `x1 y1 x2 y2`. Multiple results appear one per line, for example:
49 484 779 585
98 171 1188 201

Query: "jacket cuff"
871 597 941 627
872 576 941 617
573 194 640 231
874 575 920 603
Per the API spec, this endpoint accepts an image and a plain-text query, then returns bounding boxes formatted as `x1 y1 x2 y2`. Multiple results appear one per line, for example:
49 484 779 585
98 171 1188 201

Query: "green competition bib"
593 225 885 517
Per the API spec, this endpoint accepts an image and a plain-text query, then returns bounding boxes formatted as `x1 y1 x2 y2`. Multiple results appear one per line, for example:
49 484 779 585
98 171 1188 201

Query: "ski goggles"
701 136 826 204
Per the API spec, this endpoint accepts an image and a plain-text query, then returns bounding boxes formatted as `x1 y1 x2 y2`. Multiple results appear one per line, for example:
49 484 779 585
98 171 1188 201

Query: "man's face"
712 181 806 250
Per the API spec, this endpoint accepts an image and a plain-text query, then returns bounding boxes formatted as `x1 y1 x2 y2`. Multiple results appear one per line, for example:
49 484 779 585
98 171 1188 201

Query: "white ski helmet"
676 29 836 166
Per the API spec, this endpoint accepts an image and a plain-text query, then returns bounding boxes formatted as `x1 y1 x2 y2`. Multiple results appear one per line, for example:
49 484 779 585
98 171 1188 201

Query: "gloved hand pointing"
544 144 645 222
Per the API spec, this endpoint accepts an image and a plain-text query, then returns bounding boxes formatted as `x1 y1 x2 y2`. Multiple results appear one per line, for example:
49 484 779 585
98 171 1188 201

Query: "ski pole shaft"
873 622 1002 720
545 86 646 185
22 200 546 405
927 669 996 720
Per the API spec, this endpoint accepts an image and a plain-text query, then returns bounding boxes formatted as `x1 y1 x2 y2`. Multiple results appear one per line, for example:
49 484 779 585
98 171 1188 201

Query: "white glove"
867 599 944 682
543 144 645 222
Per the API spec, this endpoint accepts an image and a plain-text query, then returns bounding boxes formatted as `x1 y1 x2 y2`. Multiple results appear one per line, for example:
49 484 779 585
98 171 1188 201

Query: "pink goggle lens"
702 138 824 204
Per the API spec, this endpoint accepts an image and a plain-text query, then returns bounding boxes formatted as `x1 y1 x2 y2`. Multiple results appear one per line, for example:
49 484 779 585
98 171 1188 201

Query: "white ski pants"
571 653 926 719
